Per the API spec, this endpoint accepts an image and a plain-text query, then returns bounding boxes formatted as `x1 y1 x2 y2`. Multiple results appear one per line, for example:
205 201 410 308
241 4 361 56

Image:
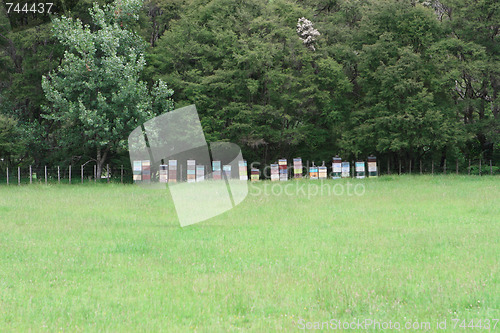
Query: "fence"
381 158 499 176
0 157 498 186
0 164 134 185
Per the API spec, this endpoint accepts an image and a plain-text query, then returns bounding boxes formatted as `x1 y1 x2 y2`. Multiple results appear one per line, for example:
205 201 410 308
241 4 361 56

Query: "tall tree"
430 0 499 160
0 114 24 166
0 0 113 166
150 0 351 163
42 0 174 177
339 0 466 165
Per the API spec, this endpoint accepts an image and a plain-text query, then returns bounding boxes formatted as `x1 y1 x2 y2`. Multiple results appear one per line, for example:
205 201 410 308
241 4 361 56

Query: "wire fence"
380 158 499 176
0 158 498 186
0 164 133 185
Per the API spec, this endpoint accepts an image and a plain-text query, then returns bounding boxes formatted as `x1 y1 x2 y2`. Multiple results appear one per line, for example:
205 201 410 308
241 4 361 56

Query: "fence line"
0 158 497 186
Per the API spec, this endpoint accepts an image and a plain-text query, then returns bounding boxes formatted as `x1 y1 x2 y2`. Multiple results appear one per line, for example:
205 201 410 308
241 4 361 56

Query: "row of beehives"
132 157 378 182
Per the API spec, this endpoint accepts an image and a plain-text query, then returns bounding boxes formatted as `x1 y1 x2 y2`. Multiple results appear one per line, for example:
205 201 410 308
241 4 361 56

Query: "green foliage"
41 0 174 174
1 0 498 166
0 0 110 165
334 0 485 161
0 114 24 162
434 0 500 158
150 0 352 163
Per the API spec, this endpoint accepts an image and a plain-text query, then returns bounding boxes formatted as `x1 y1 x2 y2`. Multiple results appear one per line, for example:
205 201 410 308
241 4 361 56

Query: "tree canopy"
0 0 498 170
41 0 174 176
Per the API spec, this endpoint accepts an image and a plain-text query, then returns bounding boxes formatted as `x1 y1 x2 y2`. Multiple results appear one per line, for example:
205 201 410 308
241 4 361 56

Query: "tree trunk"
96 148 108 179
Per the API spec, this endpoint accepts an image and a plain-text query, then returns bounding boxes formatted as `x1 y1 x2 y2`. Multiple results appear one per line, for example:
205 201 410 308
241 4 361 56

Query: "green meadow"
0 176 498 331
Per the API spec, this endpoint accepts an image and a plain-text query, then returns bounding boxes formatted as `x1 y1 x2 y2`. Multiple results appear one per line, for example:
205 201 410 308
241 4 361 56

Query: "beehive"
270 164 279 181
212 161 222 180
293 158 303 178
332 157 342 179
168 160 177 183
159 164 168 183
187 160 196 183
278 159 288 181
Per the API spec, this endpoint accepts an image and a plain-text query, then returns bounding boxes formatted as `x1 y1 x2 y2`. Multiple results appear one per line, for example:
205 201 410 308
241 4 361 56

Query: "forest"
0 0 498 174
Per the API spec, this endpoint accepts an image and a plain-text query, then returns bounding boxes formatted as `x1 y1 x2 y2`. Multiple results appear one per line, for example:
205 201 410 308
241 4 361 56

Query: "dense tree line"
0 0 498 172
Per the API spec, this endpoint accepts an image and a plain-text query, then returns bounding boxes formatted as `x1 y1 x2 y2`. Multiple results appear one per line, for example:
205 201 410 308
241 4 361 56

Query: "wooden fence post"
490 160 493 175
468 159 471 175
387 159 390 175
443 159 446 175
107 164 110 183
44 166 47 185
409 160 412 175
94 165 97 183
58 166 60 184
456 159 459 175
69 165 71 184
18 167 20 185
6 167 8 185
29 165 32 184
431 160 434 175
479 159 482 176
420 160 422 175
81 165 84 184
398 159 401 175
121 165 123 184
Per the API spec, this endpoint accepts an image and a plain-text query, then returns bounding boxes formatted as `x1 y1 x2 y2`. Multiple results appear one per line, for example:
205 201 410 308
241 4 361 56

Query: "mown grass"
0 175 498 331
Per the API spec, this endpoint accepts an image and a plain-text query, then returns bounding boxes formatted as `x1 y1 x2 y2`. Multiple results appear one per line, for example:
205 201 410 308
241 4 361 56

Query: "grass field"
0 175 499 331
